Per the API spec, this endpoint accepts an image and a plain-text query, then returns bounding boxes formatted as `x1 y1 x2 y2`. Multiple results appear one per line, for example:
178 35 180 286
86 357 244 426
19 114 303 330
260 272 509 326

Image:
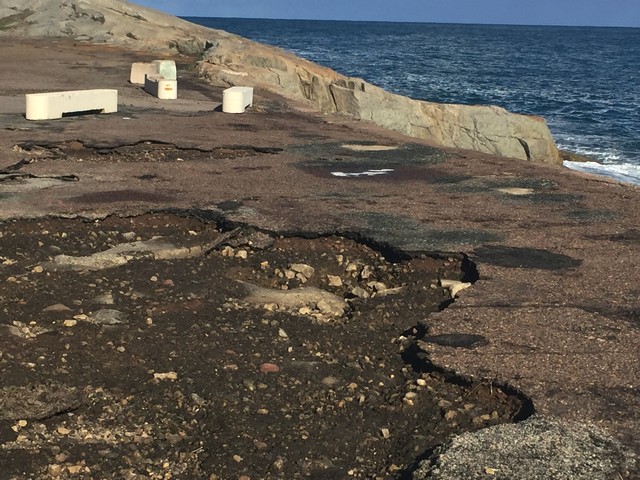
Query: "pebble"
235 249 248 259
360 265 373 279
380 428 391 439
63 319 77 327
150 275 158 282
445 410 458 421
32 265 44 273
367 281 387 292
260 362 280 373
153 372 178 381
322 376 339 386
48 465 63 477
317 300 344 317
43 303 72 313
57 426 71 435
326 275 343 287
278 328 288 338
351 286 370 299
290 263 315 278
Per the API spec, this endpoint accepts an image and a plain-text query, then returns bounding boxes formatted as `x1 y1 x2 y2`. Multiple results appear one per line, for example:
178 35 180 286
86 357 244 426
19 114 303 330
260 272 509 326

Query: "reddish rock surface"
0 39 638 477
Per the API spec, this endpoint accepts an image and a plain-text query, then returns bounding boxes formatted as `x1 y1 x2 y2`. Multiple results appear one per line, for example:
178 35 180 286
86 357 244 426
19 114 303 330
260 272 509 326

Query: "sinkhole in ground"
0 212 532 479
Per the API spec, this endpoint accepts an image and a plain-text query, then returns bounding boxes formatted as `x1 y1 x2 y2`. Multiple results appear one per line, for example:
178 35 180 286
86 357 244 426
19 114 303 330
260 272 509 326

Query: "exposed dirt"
0 213 530 479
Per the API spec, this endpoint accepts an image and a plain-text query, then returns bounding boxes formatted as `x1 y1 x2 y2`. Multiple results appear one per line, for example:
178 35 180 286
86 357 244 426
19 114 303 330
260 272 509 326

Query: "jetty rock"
0 0 560 165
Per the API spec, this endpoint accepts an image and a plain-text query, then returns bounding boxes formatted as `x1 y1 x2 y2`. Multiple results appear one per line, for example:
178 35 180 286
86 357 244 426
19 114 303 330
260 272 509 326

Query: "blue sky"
133 0 640 27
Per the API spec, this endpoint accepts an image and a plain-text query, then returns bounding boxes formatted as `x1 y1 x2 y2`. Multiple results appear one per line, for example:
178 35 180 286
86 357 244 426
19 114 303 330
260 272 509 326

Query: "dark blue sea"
187 17 640 185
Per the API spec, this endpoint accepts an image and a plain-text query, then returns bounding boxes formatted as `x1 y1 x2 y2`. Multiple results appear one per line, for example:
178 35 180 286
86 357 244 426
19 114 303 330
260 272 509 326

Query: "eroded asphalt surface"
0 39 638 477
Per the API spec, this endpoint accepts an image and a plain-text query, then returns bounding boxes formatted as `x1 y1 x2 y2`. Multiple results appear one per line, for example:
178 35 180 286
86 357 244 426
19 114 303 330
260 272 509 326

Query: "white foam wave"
564 161 640 186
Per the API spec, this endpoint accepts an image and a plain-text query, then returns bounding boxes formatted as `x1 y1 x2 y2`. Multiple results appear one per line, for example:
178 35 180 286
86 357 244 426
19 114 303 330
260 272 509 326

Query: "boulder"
413 415 634 480
0 0 227 54
198 36 561 165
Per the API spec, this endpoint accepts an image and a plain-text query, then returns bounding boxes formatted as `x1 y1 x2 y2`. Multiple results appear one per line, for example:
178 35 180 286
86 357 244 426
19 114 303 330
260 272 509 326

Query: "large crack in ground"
10 140 283 165
0 212 533 479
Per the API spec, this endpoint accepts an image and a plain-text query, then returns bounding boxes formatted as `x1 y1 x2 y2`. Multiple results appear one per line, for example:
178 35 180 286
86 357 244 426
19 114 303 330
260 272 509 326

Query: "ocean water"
187 17 640 185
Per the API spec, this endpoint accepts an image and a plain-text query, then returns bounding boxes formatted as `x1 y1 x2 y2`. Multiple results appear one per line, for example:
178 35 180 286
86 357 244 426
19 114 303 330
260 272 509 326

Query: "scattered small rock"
43 303 73 312
86 309 129 326
290 263 315 278
260 362 280 373
153 372 178 381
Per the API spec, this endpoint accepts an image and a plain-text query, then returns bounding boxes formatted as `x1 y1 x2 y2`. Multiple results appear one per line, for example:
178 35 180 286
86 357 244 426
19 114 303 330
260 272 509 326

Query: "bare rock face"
0 0 228 55
0 0 561 164
198 37 561 164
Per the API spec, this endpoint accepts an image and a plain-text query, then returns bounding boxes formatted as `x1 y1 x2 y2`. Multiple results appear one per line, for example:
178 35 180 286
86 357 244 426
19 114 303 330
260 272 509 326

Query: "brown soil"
0 212 528 479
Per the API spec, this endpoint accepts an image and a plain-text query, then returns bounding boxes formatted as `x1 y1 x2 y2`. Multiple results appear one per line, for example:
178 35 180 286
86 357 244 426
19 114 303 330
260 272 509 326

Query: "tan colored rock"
45 237 205 271
198 36 561 165
0 0 227 55
237 280 346 317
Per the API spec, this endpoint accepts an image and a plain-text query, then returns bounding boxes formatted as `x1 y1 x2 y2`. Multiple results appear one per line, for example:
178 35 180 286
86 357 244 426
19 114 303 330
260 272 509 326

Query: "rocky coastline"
0 1 638 479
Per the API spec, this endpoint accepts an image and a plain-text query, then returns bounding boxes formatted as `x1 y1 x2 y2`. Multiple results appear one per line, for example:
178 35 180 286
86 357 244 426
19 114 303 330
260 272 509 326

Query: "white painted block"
144 75 177 100
223 86 254 113
152 60 177 81
130 62 157 84
25 89 118 121
130 60 177 84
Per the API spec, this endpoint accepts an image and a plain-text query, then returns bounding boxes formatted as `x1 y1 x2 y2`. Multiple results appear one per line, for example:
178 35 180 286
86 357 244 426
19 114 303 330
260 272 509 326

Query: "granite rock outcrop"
198 37 561 164
0 0 561 164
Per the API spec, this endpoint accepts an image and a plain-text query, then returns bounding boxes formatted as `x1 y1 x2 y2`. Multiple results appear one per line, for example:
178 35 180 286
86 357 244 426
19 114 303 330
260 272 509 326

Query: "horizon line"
180 15 640 30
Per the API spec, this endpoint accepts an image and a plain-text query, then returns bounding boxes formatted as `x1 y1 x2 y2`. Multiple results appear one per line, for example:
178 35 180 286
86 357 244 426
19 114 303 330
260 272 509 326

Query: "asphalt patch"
474 245 582 270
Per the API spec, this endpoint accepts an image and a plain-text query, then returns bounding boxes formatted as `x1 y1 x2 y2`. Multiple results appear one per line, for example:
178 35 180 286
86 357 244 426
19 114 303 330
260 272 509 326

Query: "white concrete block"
144 75 177 100
130 62 157 84
152 60 177 81
222 86 254 113
25 89 118 121
130 60 176 84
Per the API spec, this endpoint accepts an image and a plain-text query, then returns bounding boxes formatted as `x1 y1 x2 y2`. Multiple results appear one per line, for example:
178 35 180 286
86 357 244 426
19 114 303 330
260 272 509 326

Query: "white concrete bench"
144 75 177 100
223 86 253 113
130 60 176 84
25 89 118 121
